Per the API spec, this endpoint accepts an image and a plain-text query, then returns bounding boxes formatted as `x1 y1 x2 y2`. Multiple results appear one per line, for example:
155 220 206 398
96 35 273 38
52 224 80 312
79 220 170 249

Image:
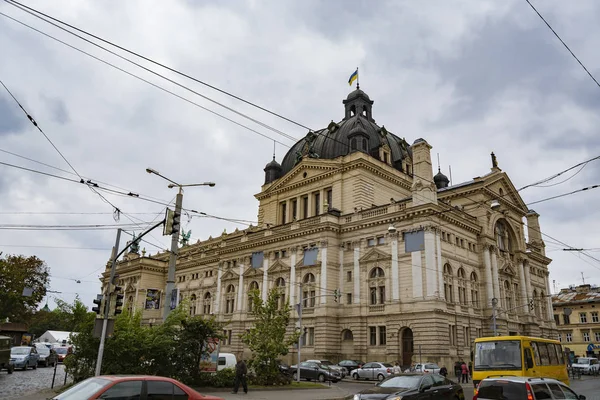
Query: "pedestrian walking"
460 362 469 383
454 361 461 378
393 362 401 374
231 358 248 394
439 366 448 378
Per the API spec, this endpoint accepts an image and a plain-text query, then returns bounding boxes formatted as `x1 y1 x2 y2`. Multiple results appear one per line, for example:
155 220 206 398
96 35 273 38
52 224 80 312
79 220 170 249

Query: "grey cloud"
0 95 26 135
43 96 70 125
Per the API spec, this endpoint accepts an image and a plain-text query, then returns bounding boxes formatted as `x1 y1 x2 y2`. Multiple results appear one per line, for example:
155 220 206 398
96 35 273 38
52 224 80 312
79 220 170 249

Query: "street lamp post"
146 168 215 322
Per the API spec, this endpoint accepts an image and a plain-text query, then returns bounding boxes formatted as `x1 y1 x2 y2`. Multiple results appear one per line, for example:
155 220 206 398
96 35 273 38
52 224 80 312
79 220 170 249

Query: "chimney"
410 138 437 206
526 209 545 255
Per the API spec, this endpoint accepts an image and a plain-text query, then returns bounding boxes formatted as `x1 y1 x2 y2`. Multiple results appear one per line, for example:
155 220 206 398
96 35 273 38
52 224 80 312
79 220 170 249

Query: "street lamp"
146 167 215 321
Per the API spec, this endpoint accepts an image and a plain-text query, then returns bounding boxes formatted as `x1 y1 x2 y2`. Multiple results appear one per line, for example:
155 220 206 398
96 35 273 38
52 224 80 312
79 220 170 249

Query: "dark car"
277 360 291 376
290 361 341 382
37 346 58 367
474 377 586 400
346 373 464 400
51 375 224 400
338 359 364 373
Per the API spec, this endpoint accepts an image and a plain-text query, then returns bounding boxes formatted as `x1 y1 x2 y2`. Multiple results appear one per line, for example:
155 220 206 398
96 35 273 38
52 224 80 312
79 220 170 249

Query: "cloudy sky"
1 0 599 310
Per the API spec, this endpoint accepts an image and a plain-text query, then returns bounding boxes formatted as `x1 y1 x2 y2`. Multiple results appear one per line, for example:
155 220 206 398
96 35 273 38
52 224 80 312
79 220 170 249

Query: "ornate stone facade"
102 89 557 368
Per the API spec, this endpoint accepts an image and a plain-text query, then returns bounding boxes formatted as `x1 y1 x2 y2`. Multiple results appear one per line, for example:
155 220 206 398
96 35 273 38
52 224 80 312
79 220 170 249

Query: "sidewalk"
201 388 346 400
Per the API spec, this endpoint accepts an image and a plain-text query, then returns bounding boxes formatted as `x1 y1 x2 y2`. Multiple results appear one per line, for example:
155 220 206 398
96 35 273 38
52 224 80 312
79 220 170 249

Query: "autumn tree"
0 253 49 322
241 288 300 385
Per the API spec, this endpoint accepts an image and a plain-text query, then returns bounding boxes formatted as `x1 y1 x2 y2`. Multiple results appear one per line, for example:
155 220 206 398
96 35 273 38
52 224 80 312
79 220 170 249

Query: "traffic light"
171 209 181 235
92 294 103 315
114 286 124 316
163 208 181 236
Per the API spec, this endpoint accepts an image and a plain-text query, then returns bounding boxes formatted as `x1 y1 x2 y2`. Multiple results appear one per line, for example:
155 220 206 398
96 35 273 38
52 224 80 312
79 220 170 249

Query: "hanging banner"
170 288 180 310
145 289 161 310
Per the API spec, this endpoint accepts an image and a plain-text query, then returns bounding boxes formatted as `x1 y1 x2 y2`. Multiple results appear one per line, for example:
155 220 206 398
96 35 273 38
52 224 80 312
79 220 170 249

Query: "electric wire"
0 11 291 148
2 2 299 143
4 0 314 132
524 0 600 90
527 184 600 206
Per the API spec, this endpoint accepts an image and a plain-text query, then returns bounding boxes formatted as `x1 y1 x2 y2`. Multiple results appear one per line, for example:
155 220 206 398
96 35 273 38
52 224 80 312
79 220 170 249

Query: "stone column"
491 249 500 304
545 272 553 321
320 241 328 304
237 261 244 311
339 244 345 301
286 199 292 223
353 241 361 304
425 228 437 297
524 261 533 305
390 233 400 301
290 247 297 304
483 245 494 306
215 263 223 314
517 259 529 314
412 249 423 298
436 230 444 299
262 253 269 302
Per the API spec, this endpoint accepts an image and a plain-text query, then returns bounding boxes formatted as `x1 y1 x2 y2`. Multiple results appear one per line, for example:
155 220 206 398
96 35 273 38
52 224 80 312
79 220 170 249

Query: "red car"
51 375 224 400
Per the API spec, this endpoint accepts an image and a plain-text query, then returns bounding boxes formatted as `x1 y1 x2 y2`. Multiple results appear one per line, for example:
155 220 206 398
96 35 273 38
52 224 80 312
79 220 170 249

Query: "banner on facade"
170 288 180 310
404 229 425 253
145 289 161 310
303 247 318 266
200 337 220 372
251 251 264 269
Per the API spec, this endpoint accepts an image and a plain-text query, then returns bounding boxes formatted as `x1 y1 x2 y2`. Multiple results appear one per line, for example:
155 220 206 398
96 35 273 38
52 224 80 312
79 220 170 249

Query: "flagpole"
356 67 359 89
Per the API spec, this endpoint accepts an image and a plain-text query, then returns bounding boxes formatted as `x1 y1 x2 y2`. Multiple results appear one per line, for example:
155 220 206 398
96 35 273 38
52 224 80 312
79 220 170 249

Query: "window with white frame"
457 268 467 306
595 332 600 342
369 267 386 305
583 331 590 342
302 273 316 308
580 313 588 323
247 281 260 312
592 312 599 323
225 284 235 314
470 272 479 308
443 264 454 303
566 333 573 342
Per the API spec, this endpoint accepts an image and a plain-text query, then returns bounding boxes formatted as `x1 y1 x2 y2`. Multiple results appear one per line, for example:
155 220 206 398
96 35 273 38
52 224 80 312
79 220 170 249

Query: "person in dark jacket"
439 366 448 378
232 359 248 394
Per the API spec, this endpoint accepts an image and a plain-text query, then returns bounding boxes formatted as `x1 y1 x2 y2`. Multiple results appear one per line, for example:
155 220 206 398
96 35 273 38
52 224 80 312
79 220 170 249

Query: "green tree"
27 296 91 337
241 288 299 385
0 253 49 322
175 315 223 384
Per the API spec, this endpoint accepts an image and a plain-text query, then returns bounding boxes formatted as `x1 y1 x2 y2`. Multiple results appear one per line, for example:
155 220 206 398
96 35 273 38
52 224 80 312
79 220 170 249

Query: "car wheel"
22 365 27 371
45 360 49 368
377 374 385 381
292 372 298 381
352 373 359 380
32 363 37 370
7 365 13 374
318 374 325 382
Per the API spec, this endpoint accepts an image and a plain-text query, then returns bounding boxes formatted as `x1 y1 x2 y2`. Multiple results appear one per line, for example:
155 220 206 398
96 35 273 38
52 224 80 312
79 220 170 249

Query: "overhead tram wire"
4 0 314 133
524 0 600 90
527 184 600 206
3 2 299 143
0 12 291 149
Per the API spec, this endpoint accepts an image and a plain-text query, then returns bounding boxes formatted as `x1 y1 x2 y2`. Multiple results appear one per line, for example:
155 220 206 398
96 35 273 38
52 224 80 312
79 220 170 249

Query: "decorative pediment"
125 283 136 292
243 267 263 278
500 263 517 276
268 259 290 274
221 269 239 281
359 248 391 263
265 163 339 193
483 174 527 211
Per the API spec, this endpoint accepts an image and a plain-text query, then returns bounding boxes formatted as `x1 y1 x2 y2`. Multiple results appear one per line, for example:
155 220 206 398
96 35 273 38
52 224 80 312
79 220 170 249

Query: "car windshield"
475 340 522 370
54 347 68 354
37 347 50 355
53 377 111 399
378 375 422 389
576 359 590 364
320 360 332 366
382 363 394 368
11 347 30 355
426 364 439 369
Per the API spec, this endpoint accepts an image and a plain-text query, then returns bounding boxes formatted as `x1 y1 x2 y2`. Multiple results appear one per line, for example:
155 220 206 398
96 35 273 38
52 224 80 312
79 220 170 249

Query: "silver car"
351 361 394 381
9 346 39 370
307 359 346 378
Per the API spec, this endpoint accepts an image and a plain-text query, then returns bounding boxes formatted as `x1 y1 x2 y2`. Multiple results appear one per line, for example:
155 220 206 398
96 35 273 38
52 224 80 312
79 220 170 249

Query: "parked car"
51 375 224 399
53 346 71 363
338 359 364 374
9 346 39 370
307 359 346 378
352 362 394 381
36 346 58 367
572 357 599 375
474 376 586 400
290 361 341 382
414 362 441 374
346 373 464 400
216 352 237 371
0 335 14 374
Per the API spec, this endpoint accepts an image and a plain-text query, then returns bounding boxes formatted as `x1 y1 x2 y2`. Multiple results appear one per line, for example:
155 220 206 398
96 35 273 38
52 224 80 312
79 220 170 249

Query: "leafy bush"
194 369 236 388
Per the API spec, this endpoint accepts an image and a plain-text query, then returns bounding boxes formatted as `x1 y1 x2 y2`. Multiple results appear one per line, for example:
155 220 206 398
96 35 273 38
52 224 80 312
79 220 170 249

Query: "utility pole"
491 297 498 337
95 228 121 377
163 188 183 322
296 283 302 383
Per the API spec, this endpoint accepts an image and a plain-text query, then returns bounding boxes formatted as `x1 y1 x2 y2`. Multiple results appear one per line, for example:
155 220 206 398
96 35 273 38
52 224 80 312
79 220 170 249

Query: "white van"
572 357 599 374
217 353 237 371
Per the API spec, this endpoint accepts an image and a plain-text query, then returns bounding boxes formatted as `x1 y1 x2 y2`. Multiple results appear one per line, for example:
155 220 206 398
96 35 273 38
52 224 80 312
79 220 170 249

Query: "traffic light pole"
95 228 121 377
296 283 302 383
163 188 183 322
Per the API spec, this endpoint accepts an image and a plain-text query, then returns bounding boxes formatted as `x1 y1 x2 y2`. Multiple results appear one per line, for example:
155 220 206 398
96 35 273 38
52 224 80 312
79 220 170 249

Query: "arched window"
342 329 354 341
203 292 211 315
495 220 512 253
350 105 356 117
225 284 236 314
127 295 134 313
248 281 259 313
443 264 454 303
275 278 286 309
303 273 316 308
190 294 197 316
457 268 467 305
368 267 386 305
470 272 479 308
362 138 368 151
350 138 357 150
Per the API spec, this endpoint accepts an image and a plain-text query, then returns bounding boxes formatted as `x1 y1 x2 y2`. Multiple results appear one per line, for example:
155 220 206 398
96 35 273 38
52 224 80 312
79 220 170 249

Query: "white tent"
36 330 77 344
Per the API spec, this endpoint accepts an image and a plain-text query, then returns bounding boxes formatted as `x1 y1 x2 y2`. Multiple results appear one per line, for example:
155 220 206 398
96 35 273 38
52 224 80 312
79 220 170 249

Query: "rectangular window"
346 271 352 282
280 202 287 224
326 188 332 210
369 326 377 346
566 333 572 342
379 326 387 345
583 332 590 342
281 250 287 258
580 313 587 323
292 199 298 221
554 315 560 325
377 236 385 245
592 312 599 323
595 332 600 342
379 286 386 304
563 314 570 325
370 287 377 305
309 291 315 307
367 238 375 247
314 192 321 216
308 327 315 346
302 196 309 219
465 327 470 346
346 293 352 304
558 334 562 342
383 152 389 164
303 248 318 266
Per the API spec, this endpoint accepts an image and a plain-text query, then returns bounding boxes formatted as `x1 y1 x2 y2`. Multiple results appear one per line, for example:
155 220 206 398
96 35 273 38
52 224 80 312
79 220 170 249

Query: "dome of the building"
279 89 411 176
434 168 450 189
264 157 282 184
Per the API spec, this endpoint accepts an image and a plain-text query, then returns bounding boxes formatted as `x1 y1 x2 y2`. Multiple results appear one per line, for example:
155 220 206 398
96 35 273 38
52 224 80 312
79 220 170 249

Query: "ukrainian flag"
348 68 358 86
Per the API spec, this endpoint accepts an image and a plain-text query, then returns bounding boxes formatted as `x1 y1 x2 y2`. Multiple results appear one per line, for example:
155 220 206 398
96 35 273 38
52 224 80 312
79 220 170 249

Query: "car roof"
97 375 180 382
481 376 562 384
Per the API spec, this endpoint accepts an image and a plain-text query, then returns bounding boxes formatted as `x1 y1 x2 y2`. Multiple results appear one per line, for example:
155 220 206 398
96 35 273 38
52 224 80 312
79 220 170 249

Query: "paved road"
0 363 71 400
